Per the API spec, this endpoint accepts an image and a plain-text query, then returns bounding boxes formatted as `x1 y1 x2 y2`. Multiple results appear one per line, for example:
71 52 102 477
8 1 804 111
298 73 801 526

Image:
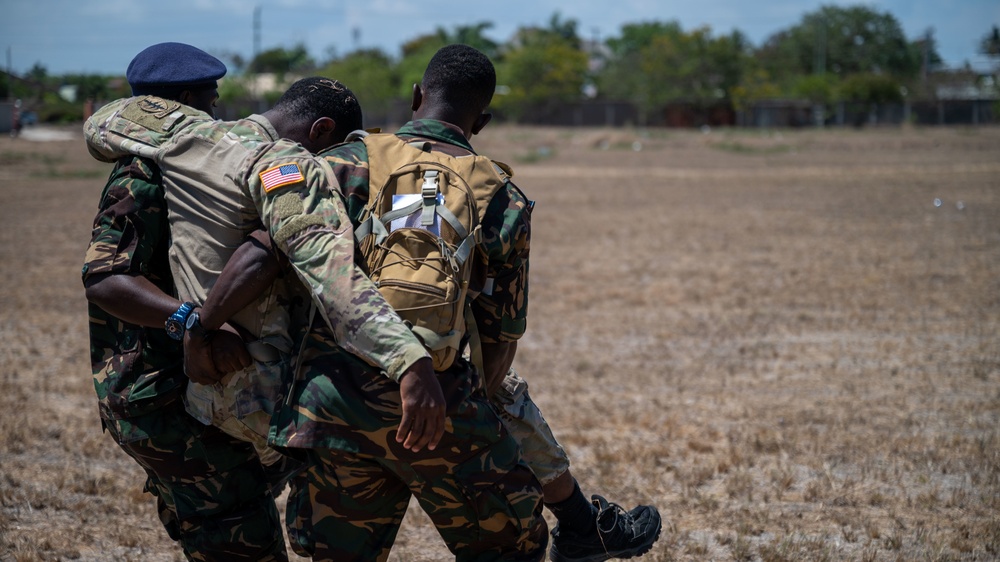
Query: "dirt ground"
1 122 998 561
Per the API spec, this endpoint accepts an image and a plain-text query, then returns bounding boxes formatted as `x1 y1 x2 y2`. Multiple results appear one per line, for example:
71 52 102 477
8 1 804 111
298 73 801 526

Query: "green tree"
980 25 1000 58
320 49 398 119
396 22 499 98
759 5 919 83
542 12 582 50
838 72 904 112
793 73 839 105
218 78 252 105
62 74 112 101
599 21 683 122
217 51 247 74
26 63 48 83
709 30 753 99
599 22 751 123
249 44 315 77
445 22 500 57
605 20 684 59
980 25 1000 83
975 26 1000 112
730 66 781 118
493 17 588 121
397 36 445 98
2 64 49 119
837 72 903 127
909 31 944 75
901 30 944 98
753 29 800 95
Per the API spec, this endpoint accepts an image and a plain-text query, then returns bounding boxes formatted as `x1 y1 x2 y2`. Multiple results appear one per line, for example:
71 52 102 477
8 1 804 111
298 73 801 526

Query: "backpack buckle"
420 170 439 226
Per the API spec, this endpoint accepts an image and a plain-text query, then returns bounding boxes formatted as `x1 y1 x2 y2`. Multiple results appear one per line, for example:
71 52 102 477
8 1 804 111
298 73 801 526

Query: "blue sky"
3 0 997 76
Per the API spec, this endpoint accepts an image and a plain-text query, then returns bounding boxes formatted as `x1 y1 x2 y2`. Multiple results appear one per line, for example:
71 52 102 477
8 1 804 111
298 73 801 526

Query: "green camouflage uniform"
82 155 287 561
275 327 547 561
85 97 546 561
326 119 571 485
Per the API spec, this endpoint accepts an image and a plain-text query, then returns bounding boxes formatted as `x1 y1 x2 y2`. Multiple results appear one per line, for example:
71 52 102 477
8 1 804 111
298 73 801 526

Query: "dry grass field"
1 122 998 561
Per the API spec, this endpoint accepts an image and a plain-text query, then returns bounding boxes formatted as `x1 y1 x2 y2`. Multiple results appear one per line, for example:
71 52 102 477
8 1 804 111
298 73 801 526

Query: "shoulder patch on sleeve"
260 163 305 193
273 192 303 219
120 96 186 131
270 192 333 245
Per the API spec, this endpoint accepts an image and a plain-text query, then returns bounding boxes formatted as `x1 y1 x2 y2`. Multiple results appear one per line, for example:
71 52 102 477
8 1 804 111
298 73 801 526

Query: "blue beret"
127 42 227 95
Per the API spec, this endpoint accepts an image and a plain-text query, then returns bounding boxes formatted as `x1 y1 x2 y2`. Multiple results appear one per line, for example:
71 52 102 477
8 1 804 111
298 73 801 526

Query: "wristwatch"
165 302 196 341
185 309 207 339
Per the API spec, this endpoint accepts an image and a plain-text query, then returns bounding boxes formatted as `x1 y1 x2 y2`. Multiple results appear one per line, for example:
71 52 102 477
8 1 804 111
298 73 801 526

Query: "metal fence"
176 97 1000 130
506 99 998 128
739 99 997 128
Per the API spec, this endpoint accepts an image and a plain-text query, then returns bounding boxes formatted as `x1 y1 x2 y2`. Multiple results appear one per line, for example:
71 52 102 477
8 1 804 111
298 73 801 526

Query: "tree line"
4 6 999 125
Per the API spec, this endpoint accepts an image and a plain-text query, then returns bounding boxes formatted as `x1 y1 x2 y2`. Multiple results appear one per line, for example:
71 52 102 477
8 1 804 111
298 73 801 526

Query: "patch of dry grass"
2 124 999 560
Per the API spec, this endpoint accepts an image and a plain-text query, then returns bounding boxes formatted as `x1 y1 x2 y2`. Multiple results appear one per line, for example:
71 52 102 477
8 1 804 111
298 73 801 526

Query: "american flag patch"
259 163 304 192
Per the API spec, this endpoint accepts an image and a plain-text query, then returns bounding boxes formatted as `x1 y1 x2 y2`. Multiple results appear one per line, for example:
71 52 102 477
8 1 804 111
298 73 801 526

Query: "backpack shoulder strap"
360 133 421 187
492 159 514 179
343 127 384 143
343 129 369 143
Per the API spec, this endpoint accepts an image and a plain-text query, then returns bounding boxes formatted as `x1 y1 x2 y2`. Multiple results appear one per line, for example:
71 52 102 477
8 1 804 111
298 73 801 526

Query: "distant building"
59 84 78 103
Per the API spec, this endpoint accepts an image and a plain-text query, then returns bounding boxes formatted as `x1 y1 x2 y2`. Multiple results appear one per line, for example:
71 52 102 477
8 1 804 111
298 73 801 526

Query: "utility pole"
922 28 932 91
814 19 826 76
253 5 261 63
813 17 826 127
252 5 261 101
6 46 12 101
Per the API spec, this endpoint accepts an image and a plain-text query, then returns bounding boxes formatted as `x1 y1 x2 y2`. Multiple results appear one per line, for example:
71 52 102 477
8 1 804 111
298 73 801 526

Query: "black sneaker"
549 495 662 562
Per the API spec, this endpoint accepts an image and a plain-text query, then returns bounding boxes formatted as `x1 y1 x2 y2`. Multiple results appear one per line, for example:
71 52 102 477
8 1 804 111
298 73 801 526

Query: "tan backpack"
353 132 511 371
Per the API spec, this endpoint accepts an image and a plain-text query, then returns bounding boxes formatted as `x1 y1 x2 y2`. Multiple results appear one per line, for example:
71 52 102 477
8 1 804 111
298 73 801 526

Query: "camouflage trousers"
491 369 571 486
269 353 545 560
284 396 548 562
104 399 288 562
184 345 293 468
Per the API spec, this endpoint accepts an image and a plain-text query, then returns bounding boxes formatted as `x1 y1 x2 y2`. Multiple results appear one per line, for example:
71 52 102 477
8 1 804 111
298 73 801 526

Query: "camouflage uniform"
85 97 547 561
85 96 426 395
326 119 571 486
82 155 287 561
274 327 547 561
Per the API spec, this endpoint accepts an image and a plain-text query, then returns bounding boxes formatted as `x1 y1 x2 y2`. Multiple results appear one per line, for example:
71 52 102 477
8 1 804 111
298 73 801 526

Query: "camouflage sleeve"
84 96 211 163
82 157 169 283
320 141 371 230
470 181 531 343
243 139 429 381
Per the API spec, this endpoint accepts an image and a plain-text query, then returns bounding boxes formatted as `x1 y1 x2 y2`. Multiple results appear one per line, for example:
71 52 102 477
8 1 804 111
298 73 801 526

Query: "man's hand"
210 324 252 374
396 357 445 453
183 328 222 385
183 323 250 384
